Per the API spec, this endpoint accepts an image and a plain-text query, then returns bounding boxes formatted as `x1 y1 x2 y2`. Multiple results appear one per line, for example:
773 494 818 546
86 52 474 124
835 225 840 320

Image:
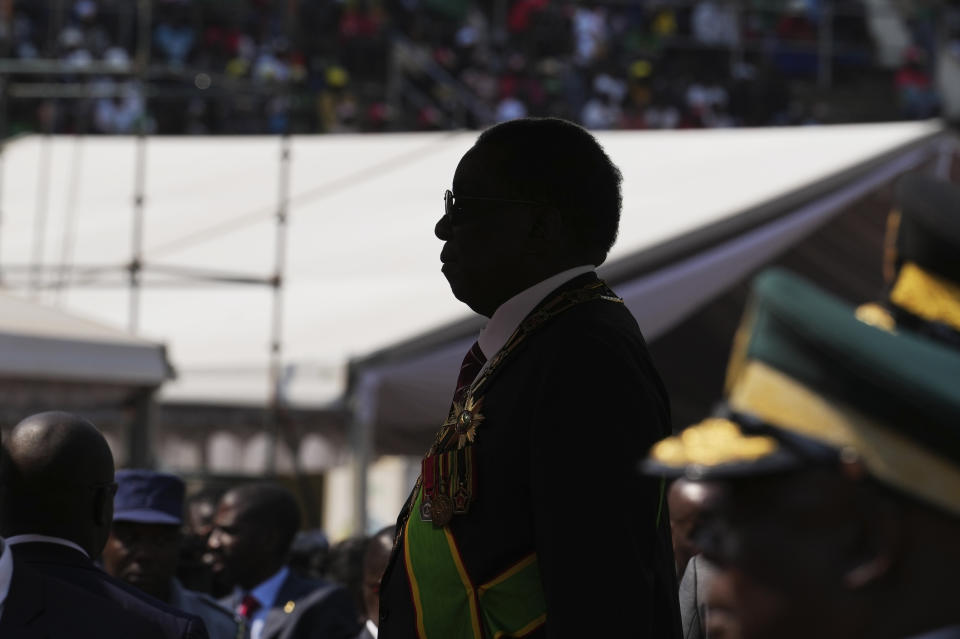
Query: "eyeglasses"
443 189 548 219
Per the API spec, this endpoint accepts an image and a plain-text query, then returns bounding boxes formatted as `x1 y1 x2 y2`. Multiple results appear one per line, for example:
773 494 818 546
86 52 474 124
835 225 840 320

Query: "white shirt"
6 534 90 558
366 619 379 638
0 539 13 623
477 265 595 364
236 566 290 639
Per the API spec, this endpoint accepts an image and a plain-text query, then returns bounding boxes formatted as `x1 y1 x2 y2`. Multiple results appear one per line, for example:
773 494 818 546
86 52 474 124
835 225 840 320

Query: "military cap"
645 269 960 515
856 173 960 347
114 469 185 525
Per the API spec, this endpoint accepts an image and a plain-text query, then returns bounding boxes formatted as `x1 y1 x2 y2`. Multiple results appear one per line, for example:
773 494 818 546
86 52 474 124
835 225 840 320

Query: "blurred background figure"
289 529 331 580
179 487 228 596
645 269 960 639
319 535 369 627
0 412 209 639
856 173 960 351
668 478 719 578
209 483 359 639
102 470 241 639
357 527 394 639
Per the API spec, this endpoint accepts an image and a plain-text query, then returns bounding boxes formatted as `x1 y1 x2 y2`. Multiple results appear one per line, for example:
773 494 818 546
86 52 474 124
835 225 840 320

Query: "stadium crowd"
2 0 955 136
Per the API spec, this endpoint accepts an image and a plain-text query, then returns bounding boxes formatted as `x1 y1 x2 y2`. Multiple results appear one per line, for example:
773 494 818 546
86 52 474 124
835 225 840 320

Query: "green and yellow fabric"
856 173 960 349
646 268 960 515
402 488 546 639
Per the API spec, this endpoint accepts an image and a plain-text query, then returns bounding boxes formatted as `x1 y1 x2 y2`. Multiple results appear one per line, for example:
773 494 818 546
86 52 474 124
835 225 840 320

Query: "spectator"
208 483 360 639
179 486 226 595
0 411 209 639
320 535 368 625
102 470 241 639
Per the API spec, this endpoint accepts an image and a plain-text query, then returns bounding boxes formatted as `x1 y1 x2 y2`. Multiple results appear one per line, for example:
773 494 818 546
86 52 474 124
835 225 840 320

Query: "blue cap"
114 469 185 525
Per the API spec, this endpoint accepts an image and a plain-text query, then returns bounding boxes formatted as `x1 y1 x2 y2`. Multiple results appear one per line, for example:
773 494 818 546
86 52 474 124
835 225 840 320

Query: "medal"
431 494 454 527
405 280 623 530
419 455 436 522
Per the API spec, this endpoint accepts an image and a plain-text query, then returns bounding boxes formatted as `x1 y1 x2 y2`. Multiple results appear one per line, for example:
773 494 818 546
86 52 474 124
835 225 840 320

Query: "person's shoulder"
2 558 165 639
180 587 238 621
283 572 347 604
90 570 210 638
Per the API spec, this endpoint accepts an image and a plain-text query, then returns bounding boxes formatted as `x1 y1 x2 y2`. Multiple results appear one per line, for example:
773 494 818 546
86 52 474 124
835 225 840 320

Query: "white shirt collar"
245 565 290 610
366 619 379 638
0 539 13 610
6 534 90 559
477 265 595 361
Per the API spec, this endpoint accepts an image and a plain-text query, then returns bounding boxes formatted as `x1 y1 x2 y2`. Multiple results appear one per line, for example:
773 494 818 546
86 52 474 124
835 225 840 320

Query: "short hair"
475 118 623 264
228 483 301 557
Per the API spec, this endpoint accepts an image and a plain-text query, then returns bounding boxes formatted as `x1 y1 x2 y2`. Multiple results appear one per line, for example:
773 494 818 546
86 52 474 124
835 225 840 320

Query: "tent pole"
128 387 157 468
349 371 376 535
264 133 292 475
129 0 152 333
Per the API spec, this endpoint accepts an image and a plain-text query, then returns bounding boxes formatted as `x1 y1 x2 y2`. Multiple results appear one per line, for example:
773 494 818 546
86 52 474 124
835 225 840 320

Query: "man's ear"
842 485 902 590
94 482 118 528
527 209 569 252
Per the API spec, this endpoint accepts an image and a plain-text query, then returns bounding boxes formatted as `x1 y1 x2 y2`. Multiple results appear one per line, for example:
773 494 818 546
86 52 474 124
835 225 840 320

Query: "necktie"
238 593 262 619
454 341 487 402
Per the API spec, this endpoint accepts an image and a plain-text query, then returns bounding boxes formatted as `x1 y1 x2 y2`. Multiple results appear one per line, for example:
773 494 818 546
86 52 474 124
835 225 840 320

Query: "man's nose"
207 529 221 550
435 213 451 241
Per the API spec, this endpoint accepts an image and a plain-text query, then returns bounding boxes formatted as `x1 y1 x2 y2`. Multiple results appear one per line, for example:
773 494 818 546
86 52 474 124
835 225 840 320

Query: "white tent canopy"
0 122 944 418
0 291 170 386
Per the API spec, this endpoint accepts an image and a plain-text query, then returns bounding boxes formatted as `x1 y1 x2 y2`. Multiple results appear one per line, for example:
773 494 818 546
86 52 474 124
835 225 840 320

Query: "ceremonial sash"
404 487 547 639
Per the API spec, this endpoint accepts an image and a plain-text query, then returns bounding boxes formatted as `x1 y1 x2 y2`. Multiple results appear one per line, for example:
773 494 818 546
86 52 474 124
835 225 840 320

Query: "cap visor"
113 508 182 525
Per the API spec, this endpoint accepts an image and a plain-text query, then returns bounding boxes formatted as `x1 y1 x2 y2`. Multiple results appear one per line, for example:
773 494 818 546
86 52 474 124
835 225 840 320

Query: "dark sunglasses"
443 189 548 219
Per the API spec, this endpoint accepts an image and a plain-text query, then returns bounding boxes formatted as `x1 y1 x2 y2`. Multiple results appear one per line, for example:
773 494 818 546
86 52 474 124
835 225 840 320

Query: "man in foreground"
102 469 241 639
208 482 359 639
0 411 209 639
379 117 680 638
645 269 960 639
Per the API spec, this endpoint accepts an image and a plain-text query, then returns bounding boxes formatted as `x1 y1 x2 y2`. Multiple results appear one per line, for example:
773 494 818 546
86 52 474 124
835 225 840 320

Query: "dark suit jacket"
380 273 682 638
220 572 359 639
0 554 166 639
11 542 209 639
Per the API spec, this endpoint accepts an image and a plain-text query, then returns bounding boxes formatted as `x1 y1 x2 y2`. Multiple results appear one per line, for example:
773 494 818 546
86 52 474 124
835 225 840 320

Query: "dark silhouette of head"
361 526 395 626
207 482 301 591
436 117 622 316
0 411 117 558
322 535 368 623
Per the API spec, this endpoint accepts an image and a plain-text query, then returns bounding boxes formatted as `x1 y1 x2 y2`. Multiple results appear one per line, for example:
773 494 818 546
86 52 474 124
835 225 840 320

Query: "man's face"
207 497 270 589
102 520 180 601
696 470 864 639
436 144 541 317
668 479 716 576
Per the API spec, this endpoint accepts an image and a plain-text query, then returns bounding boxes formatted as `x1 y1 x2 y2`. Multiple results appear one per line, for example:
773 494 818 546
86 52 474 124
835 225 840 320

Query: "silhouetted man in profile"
0 411 209 639
209 483 359 639
379 118 681 638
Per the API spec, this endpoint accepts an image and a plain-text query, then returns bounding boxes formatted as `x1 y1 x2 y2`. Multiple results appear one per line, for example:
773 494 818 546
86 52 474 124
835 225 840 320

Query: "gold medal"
431 494 454 527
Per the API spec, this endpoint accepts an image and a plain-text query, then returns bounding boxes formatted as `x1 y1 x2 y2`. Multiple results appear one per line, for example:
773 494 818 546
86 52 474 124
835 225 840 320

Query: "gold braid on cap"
889 262 960 333
649 418 778 468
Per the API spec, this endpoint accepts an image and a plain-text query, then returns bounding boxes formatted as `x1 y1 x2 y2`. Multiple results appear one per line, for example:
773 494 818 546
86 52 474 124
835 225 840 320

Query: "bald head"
1 411 117 556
